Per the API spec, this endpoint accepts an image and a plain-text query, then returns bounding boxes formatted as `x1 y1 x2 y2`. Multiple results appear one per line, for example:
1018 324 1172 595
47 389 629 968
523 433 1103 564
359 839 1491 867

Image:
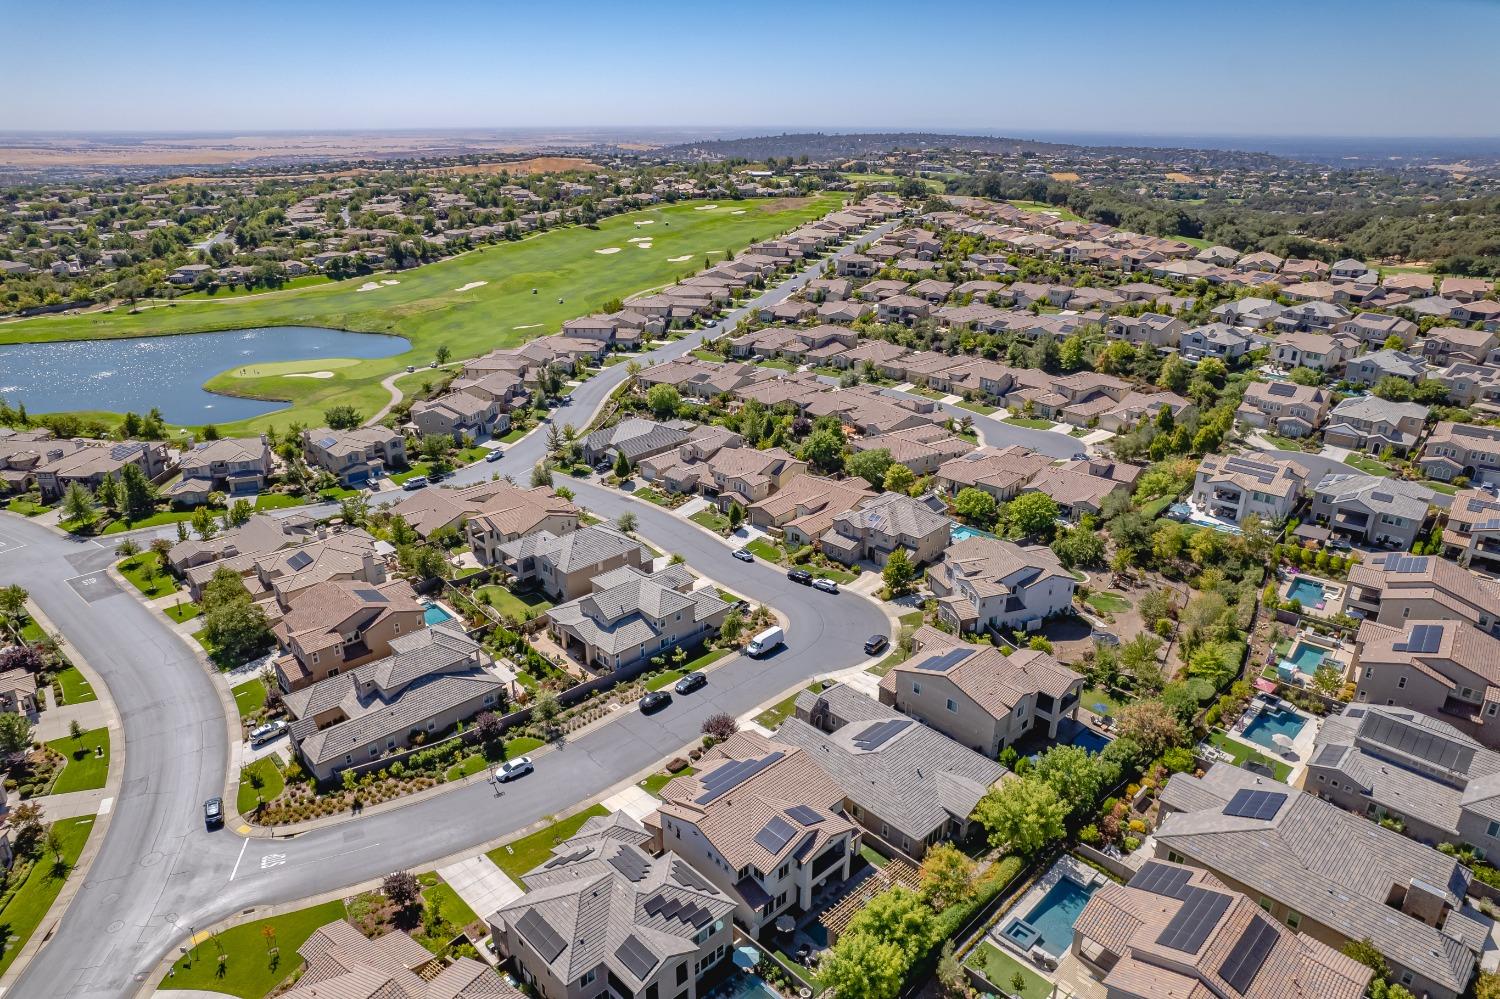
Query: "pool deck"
1277 570 1346 618
1224 698 1321 785
989 855 1106 975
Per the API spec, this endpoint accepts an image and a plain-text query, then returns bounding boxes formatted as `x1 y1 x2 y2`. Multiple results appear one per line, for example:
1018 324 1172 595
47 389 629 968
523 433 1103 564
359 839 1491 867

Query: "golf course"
0 194 844 433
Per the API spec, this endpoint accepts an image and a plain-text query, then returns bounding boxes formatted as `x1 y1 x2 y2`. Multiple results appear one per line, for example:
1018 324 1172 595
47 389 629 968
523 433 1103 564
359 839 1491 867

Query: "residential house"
165 436 274 504
1309 473 1434 550
302 426 407 487
1274 301 1349 333
1179 323 1253 362
1424 326 1498 366
1442 488 1500 574
1440 278 1494 303
1106 313 1185 349
1347 550 1500 635
819 491 951 567
30 439 169 501
1338 312 1418 350
272 578 426 691
928 537 1076 634
1269 330 1356 373
497 525 651 602
746 474 874 549
1236 381 1329 438
1209 297 1281 328
1190 454 1307 525
934 446 1055 502
1323 396 1429 456
546 565 730 674
409 389 506 443
1420 422 1500 484
1346 349 1426 389
582 419 694 466
848 426 973 475
168 511 308 575
1352 618 1500 748
1156 763 1484 999
282 918 513 999
0 670 38 717
465 488 581 566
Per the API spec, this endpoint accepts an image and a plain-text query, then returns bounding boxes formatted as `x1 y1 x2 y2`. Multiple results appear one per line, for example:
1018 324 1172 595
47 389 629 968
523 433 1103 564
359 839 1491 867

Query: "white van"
745 626 784 657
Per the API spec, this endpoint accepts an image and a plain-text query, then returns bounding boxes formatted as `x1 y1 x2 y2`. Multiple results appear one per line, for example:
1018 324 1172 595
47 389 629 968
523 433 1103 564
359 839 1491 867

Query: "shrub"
666 757 689 773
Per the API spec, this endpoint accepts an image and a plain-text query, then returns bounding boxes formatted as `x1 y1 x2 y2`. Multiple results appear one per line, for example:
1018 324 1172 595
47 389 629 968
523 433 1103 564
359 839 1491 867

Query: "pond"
0 326 409 425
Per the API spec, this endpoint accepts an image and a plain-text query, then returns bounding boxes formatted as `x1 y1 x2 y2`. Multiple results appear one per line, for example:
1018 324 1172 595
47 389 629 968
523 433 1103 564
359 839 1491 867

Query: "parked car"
812 577 838 594
248 719 287 746
787 568 813 585
494 757 534 782
640 690 672 713
864 634 889 655
402 475 429 491
485 448 504 462
204 797 224 829
732 599 750 613
674 672 707 695
733 548 755 563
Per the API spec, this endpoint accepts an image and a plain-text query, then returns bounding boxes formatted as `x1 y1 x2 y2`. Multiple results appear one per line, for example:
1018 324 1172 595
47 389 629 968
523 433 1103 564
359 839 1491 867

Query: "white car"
494 757 534 782
248 719 287 745
812 577 839 594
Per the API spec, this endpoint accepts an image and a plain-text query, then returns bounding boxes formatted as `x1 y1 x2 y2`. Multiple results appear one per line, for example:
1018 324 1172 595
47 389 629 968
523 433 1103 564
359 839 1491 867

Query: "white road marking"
97 796 113 815
228 837 250 882
260 852 287 870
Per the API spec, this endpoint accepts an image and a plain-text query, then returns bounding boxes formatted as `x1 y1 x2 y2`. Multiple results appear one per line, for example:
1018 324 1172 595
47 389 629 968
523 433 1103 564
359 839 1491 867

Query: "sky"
4 0 1499 139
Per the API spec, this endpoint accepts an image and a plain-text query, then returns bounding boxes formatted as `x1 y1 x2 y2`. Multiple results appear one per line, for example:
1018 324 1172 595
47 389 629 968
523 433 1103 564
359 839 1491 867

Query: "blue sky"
4 0 1498 138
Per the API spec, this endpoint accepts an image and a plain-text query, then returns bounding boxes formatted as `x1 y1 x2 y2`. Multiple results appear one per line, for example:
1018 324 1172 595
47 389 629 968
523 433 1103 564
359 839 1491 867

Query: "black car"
787 568 813 585
674 671 708 695
640 690 673 713
864 634 889 655
204 796 224 829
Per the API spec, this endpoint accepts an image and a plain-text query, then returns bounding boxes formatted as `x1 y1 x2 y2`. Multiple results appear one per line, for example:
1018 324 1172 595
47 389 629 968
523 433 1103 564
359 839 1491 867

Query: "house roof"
884 635 1082 720
1313 472 1434 522
286 918 515 999
274 578 423 658
498 525 646 575
547 567 728 656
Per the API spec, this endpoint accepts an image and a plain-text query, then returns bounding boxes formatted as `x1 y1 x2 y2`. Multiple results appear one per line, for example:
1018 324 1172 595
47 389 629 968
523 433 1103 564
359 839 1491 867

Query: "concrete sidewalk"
600 784 658 821
437 855 522 924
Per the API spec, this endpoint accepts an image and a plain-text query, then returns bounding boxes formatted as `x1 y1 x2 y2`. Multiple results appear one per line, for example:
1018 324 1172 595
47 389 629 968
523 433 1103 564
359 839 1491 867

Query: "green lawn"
905 385 948 400
231 677 267 719
859 843 890 869
869 610 924 676
45 728 110 793
475 584 554 620
1138 494 1176 519
957 399 998 415
645 670 684 691
488 804 610 885
160 898 346 998
690 348 728 363
1342 453 1392 477
631 486 674 507
1085 591 1131 616
4 497 48 516
755 357 800 372
755 681 826 730
641 766 696 798
101 509 196 535
1207 730 1292 781
253 492 309 511
689 507 731 533
1 196 843 435
745 537 784 562
54 666 97 704
1008 200 1084 222
178 273 334 300
165 599 203 624
1422 479 1460 495
445 753 492 782
420 872 479 928
237 754 286 814
967 941 1051 999
807 563 856 584
116 554 180 598
1081 685 1127 718
1003 416 1056 429
0 816 95 978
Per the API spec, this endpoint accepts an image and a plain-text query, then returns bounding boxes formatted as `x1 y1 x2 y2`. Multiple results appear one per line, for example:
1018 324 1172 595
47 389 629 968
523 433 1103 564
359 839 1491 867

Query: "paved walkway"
437 855 523 923
600 784 658 821
34 697 108 743
36 787 113 822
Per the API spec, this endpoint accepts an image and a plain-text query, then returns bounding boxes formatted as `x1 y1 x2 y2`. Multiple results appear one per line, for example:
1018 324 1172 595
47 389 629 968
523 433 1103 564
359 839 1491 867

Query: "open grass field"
1 195 843 434
46 727 110 793
0 817 95 978
1008 200 1085 222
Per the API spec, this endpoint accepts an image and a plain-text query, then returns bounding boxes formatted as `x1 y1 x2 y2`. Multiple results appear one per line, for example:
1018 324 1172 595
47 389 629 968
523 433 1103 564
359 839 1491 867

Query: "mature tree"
1032 745 1113 824
383 870 421 910
1372 376 1415 402
1116 699 1183 758
846 887 933 963
227 498 254 528
918 843 976 913
201 567 273 663
340 492 371 527
1052 526 1105 568
1341 937 1388 979
436 344 452 366
150 537 173 577
820 931 907 999
474 710 504 746
799 427 845 475
846 448 893 489
954 487 998 529
646 383 681 419
882 547 916 596
616 511 638 534
613 449 632 479
1137 588 1177 627
1007 491 1060 540
701 712 738 741
1121 634 1166 693
531 691 561 733
883 463 916 495
1472 970 1500 999
190 505 218 540
9 801 43 857
0 645 44 675
0 584 27 624
119 462 156 522
419 434 453 472
94 471 120 513
398 543 448 580
61 482 96 528
531 461 554 488
0 711 33 754
1312 663 1344 695
974 777 1067 855
324 405 363 430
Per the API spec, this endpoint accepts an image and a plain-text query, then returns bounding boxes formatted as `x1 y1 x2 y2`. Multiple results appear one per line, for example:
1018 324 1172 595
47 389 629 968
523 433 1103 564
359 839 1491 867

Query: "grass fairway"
160 897 346 998
0 816 95 978
46 728 110 793
1 196 843 433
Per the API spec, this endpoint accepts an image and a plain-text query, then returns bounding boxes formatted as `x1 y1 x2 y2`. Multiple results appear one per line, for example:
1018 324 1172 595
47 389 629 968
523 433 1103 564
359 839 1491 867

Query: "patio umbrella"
733 946 761 970
775 915 795 934
1271 732 1296 752
1090 702 1110 715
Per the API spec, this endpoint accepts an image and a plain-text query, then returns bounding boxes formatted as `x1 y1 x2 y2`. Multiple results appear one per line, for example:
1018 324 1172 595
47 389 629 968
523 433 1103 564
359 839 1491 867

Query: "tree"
727 503 744 530
531 461 554 488
324 405 363 430
190 505 218 540
532 691 561 733
227 498 253 528
883 463 916 495
918 843 975 912
94 471 119 513
882 547 916 596
340 492 370 527
616 511 638 534
474 710 504 746
115 538 140 559
398 543 448 580
0 584 27 624
1032 745 1113 824
1008 491 1060 539
646 383 680 419
61 482 96 528
201 567 273 664
799 427 845 475
974 777 1067 855
0 712 33 754
820 930 907 999
1372 376 1415 402
150 537 173 577
119 462 156 521
1312 663 1343 695
701 713 738 741
1116 700 1183 758
9 801 43 857
382 870 421 910
1473 970 1500 999
613 449 633 479
436 344 452 366
935 941 965 999
1052 526 1105 569
847 448 893 489
1341 937 1388 979
954 487 998 529
846 887 933 963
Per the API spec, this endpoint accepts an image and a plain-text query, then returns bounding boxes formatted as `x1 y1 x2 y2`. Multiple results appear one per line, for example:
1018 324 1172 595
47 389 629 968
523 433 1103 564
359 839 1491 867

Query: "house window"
946 698 957 713
484 694 494 705
1166 851 1185 864
1258 898 1273 912
676 964 688 986
580 971 596 987
1487 821 1500 840
911 681 922 695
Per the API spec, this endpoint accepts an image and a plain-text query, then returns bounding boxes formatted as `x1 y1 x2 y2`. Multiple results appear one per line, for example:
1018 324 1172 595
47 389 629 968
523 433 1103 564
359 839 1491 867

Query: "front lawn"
253 492 309 511
869 610 924 676
641 766 696 797
755 681 826 730
419 871 480 929
755 357 799 372
645 670 684 691
1084 591 1131 616
690 348 728 363
488 804 610 885
116 554 180 598
745 538 784 562
45 728 110 794
690 507 731 533
160 898 346 998
231 677 267 719
632 486 675 507
101 509 196 535
237 754 286 814
1342 453 1391 477
967 941 1051 999
1423 479 1460 495
806 563 856 584
54 666 97 704
475 584 554 620
165 599 203 624
0 816 96 977
1003 416 1055 429
957 399 997 415
4 497 48 516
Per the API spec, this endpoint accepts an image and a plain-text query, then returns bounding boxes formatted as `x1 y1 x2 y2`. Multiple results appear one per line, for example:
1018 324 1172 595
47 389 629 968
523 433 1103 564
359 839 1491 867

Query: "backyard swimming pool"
1286 577 1328 608
951 524 998 543
1285 640 1328 675
1001 876 1096 958
1242 706 1306 750
423 603 455 626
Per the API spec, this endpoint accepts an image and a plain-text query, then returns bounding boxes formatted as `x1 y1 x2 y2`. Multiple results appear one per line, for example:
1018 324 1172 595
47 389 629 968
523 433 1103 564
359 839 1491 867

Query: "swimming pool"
1002 877 1096 958
423 603 455 626
1285 640 1328 675
1070 727 1112 754
1286 577 1328 608
951 524 998 543
1242 706 1306 750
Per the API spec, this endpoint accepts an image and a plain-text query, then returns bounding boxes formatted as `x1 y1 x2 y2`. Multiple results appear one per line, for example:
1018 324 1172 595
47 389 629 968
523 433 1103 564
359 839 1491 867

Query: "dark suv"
864 634 889 655
204 797 224 829
787 568 813 585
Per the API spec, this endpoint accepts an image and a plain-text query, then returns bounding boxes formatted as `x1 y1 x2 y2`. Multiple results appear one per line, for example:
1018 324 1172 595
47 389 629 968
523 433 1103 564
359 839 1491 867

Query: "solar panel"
318 437 337 448
353 587 387 603
672 860 712 892
1310 743 1347 768
287 551 314 571
643 894 666 916
1347 708 1367 718
793 832 817 863
786 804 823 827
608 849 650 882
543 849 592 869
657 898 684 921
853 719 912 751
615 934 659 980
696 752 784 804
1396 623 1444 655
1387 554 1430 574
917 648 975 672
1129 861 1193 900
754 815 796 855
1155 887 1231 953
1223 789 1287 821
516 909 566 962
1360 711 1475 773
1218 914 1279 993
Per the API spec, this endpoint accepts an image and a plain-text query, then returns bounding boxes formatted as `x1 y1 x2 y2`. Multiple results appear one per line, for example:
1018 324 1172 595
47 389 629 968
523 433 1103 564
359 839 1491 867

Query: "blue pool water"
1286 641 1328 675
1008 877 1096 958
1242 706 1306 750
423 603 455 626
1286 577 1327 607
951 524 998 543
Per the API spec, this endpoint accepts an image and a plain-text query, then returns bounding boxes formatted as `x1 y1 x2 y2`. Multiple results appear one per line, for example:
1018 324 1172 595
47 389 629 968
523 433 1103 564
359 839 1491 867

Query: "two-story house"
167 436 274 504
1309 472 1435 551
272 578 426 691
1442 488 1500 574
546 565 731 674
1346 551 1500 635
1190 454 1306 526
409 389 506 443
1269 330 1357 373
1236 381 1329 438
302 426 407 487
928 537 1075 634
1352 618 1500 748
497 525 650 602
1420 421 1500 485
819 492 951 568
1322 396 1429 456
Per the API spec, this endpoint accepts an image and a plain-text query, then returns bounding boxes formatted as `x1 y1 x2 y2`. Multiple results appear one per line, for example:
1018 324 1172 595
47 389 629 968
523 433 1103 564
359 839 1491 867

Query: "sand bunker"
380 279 399 286
730 209 746 215
633 220 655 226
356 281 381 292
595 247 621 255
285 371 336 379
666 255 693 262
635 241 654 249
694 204 718 211
627 236 651 243
454 281 488 292
513 324 542 330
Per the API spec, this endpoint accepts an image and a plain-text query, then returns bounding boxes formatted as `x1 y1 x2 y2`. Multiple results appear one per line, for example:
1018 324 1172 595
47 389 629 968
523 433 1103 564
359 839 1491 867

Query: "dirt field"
1164 171 1197 183
426 156 598 176
1049 171 1081 182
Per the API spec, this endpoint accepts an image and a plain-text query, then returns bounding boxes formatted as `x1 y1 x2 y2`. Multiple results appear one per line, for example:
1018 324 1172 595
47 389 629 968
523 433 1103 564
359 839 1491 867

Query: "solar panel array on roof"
644 893 714 929
615 934 659 980
318 437 337 448
695 751 785 805
1223 788 1287 821
671 859 712 892
1221 455 1279 485
1347 708 1367 718
1310 743 1347 768
286 551 314 571
1475 518 1500 532
1218 914 1279 993
1385 554 1431 574
754 815 796 855
793 831 817 863
353 587 387 603
1155 887 1231 953
1130 861 1193 900
543 849 592 869
786 804 823 827
853 718 912 751
109 442 141 460
608 849 650 882
516 909 566 962
1395 623 1444 654
1360 710 1476 774
917 648 975 672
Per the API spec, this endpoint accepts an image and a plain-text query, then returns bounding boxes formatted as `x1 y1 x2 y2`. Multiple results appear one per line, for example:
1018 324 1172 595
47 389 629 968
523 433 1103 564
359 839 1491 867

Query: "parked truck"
745 626 784 657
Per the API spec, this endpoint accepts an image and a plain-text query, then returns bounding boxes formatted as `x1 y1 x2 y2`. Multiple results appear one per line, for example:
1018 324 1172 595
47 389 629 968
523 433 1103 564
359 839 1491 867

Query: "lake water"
0 326 409 425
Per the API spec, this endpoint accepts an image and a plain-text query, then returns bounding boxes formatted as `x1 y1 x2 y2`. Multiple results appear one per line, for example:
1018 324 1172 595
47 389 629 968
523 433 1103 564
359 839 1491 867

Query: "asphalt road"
0 221 896 998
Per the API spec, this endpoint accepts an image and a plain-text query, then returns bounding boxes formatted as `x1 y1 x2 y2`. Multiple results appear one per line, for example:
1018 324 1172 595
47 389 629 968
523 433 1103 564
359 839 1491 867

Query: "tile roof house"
934 446 1055 502
879 628 1082 756
1430 361 1500 411
1420 421 1500 485
1309 472 1435 551
1423 326 1499 366
546 565 731 674
1337 311 1418 350
1235 380 1329 438
746 474 874 549
653 732 858 935
29 439 169 501
168 512 310 573
582 419 695 465
1352 617 1500 748
272 578 426 691
497 525 651 602
302 426 407 487
1190 454 1307 526
1322 395 1429 456
1179 323 1254 362
464 488 581 567
1347 550 1500 636
166 435 274 504
1346 348 1427 388
819 491 952 567
847 425 975 474
1068 859 1372 999
775 682 1005 859
1269 330 1357 373
283 918 515 999
1155 763 1485 999
928 537 1076 634
410 389 507 444
491 812 735 999
0 669 38 717
284 623 505 781
1441 488 1500 574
